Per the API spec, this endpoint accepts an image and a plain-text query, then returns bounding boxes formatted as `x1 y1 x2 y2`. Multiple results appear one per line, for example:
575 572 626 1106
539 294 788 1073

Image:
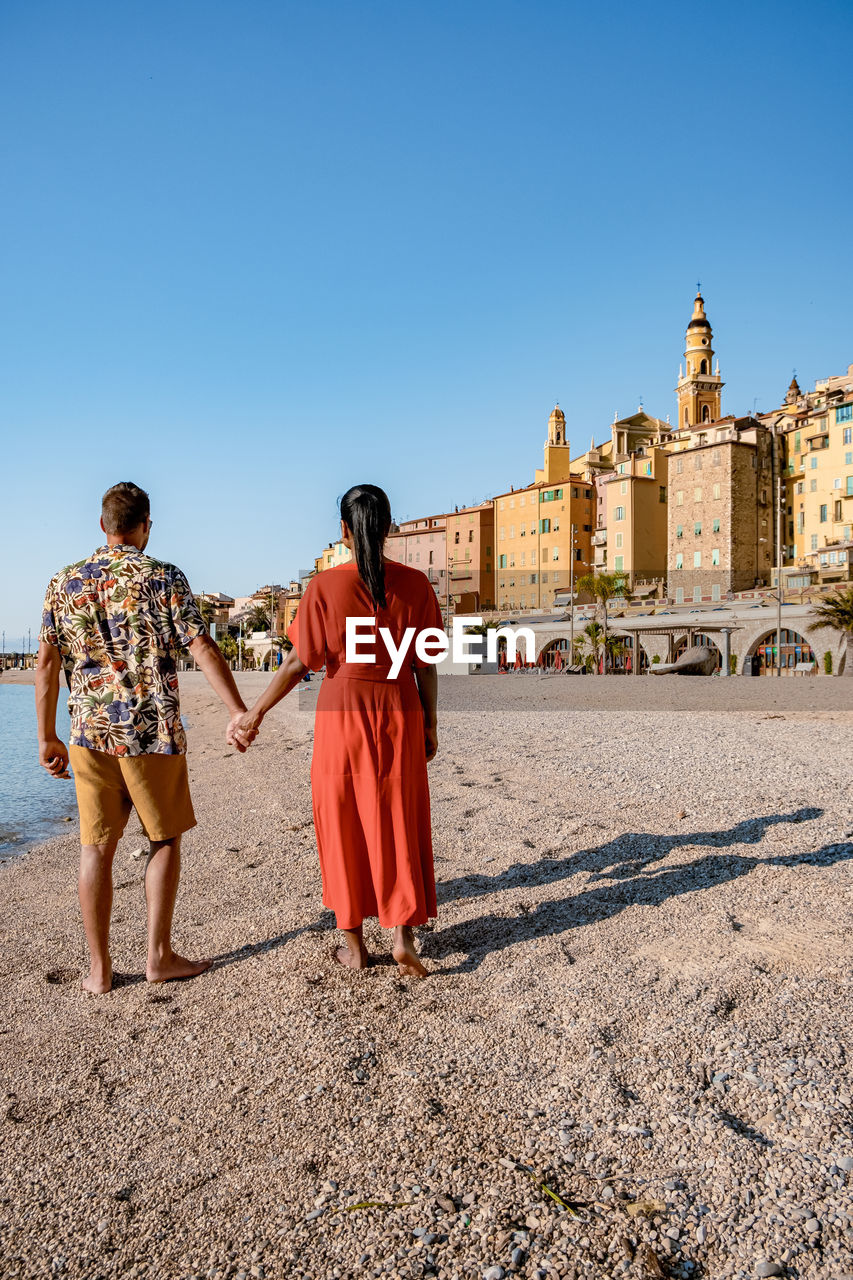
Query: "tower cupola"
547 403 567 445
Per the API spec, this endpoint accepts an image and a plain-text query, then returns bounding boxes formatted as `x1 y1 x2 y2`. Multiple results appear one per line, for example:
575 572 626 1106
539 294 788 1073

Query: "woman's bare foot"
392 926 429 978
146 952 212 984
332 944 369 970
81 963 113 995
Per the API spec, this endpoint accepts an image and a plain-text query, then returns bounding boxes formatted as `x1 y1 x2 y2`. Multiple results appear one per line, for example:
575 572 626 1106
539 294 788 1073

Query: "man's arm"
187 633 252 750
35 641 70 778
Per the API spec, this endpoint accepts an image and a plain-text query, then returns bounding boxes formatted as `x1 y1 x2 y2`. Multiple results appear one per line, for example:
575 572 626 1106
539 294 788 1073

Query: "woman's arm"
229 648 309 746
413 663 438 761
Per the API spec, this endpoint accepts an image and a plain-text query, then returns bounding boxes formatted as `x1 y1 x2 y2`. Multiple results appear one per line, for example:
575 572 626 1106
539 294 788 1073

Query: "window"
837 406 853 425
848 477 853 495
519 494 525 506
694 487 703 502
575 549 582 561
796 482 804 495
614 556 624 570
509 525 515 538
499 500 506 511
659 486 667 503
621 481 628 494
844 426 853 442
676 587 685 603
711 584 721 602
541 547 548 561
810 479 817 492
552 548 559 561
694 522 702 535
675 458 683 475
811 534 818 550
676 524 683 539
539 518 550 534
712 449 721 465
811 456 818 470
509 497 515 508
835 501 843 521
531 551 537 565
712 483 721 500
676 491 684 506
693 551 702 567
520 552 526 567
693 586 703 602
614 506 625 520
711 548 720 566
712 518 720 533
695 455 703 471
820 505 828 523
794 433 801 453
615 532 623 549
846 453 853 465
499 527 505 540
834 478 842 489
454 531 460 544
675 553 683 570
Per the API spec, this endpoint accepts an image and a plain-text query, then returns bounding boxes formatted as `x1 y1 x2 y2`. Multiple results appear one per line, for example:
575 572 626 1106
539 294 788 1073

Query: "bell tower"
547 404 566 445
675 287 723 431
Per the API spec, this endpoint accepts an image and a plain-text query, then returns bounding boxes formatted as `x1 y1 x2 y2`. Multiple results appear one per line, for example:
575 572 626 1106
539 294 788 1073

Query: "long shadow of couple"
422 806 853 972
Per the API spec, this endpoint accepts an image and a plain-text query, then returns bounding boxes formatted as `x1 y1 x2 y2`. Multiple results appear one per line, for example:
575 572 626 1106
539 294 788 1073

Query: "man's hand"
424 724 438 763
227 710 261 753
39 738 70 779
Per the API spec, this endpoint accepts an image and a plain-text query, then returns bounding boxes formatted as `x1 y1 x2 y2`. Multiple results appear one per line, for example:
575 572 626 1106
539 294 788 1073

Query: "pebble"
838 1156 853 1172
755 1265 784 1278
483 1268 505 1280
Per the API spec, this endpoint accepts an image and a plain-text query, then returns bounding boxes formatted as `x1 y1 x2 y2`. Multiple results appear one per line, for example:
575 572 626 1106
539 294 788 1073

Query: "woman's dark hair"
340 484 392 609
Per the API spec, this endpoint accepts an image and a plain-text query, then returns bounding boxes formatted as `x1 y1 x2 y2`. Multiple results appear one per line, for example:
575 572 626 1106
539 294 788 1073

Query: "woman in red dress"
232 485 441 976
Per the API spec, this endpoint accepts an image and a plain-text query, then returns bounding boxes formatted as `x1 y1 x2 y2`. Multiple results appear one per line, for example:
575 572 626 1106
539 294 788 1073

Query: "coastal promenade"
1 673 852 1280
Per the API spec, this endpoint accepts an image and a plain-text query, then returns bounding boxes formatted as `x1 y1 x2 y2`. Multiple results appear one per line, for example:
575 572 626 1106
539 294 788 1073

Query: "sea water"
0 684 75 855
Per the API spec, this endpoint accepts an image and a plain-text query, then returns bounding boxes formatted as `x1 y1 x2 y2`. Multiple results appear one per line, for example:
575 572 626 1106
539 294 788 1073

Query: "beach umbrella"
514 650 522 670
554 648 563 671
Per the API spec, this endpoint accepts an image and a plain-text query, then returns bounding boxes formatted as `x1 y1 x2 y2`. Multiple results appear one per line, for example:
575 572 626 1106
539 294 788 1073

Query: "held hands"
39 738 70 779
226 709 263 753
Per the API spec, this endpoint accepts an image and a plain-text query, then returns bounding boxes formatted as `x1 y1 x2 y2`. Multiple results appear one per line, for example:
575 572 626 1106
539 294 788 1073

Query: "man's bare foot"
146 953 213 984
81 964 113 995
392 927 429 978
332 944 369 970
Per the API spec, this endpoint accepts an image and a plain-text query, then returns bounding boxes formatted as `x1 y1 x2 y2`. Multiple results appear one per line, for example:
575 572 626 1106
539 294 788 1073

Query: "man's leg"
144 836 212 983
79 840 119 994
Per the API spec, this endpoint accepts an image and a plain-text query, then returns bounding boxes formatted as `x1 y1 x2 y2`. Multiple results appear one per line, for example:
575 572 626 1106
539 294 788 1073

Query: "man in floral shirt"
36 482 252 994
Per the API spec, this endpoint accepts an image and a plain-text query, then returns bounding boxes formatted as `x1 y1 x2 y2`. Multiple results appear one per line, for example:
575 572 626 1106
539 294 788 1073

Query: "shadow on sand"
425 807 853 973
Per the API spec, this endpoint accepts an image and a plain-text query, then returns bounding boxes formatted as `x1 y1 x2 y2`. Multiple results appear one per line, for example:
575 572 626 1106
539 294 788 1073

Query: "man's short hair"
101 482 151 535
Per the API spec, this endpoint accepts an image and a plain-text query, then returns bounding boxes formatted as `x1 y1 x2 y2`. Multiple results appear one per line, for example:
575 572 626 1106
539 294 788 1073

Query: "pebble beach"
1 671 852 1280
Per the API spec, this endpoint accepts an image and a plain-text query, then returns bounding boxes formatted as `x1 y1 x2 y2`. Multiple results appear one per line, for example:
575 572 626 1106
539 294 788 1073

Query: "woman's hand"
227 708 263 752
424 723 438 762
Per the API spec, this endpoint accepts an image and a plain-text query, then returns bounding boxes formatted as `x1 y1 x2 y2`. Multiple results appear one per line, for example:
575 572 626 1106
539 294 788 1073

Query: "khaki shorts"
69 746 196 846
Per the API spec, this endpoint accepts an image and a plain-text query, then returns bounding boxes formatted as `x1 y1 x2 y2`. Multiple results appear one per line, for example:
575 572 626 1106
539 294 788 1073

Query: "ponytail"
340 484 392 609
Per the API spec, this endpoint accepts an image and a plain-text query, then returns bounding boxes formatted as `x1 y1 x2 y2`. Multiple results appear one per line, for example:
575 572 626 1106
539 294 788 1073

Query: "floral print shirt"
39 545 207 756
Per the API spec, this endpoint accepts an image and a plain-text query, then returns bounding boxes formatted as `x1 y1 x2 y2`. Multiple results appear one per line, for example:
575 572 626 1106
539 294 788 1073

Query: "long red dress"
287 559 443 930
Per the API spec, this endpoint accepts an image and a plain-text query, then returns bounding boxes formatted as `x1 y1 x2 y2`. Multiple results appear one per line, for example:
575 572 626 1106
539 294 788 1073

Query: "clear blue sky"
2 0 851 641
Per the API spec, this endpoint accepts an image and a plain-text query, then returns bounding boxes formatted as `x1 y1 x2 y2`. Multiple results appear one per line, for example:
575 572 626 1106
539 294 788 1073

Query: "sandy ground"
1 672 852 1280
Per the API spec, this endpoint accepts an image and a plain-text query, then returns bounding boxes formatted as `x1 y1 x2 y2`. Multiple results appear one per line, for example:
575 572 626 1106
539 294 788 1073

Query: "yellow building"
599 443 670 589
760 365 853 587
493 407 594 613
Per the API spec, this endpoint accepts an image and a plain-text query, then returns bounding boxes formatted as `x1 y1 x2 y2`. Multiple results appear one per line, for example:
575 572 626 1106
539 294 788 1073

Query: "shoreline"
1 675 852 1279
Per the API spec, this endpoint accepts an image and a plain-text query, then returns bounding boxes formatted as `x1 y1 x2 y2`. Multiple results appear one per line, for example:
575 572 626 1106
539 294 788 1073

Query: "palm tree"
245 604 271 633
582 620 604 673
576 571 627 672
809 587 853 677
197 597 216 629
217 633 238 662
